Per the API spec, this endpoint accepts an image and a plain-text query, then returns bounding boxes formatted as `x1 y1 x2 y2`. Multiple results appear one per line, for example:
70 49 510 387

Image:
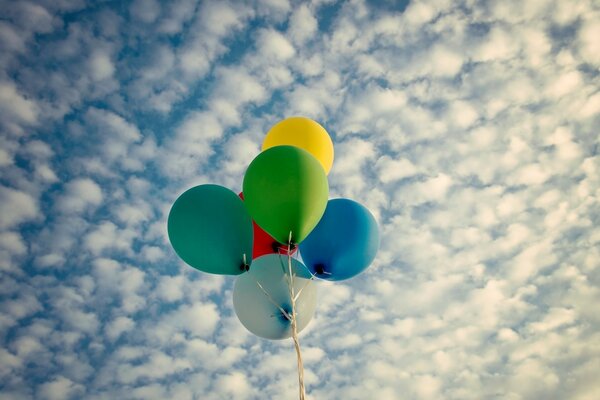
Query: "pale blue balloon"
233 254 317 340
299 198 379 281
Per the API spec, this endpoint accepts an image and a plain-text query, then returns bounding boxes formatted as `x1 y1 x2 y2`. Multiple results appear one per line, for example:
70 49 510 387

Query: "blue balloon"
299 198 379 281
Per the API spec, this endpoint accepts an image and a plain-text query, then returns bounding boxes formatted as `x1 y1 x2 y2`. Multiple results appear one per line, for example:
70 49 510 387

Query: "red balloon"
239 192 296 259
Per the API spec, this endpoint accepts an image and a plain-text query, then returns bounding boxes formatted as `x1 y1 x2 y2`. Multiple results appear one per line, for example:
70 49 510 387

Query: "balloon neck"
314 263 326 275
279 304 292 323
272 241 297 255
240 262 250 272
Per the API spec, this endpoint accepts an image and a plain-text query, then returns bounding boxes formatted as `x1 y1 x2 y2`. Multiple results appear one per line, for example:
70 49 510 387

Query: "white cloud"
508 163 550 186
396 173 453 206
159 111 223 179
158 0 197 34
105 316 135 341
115 350 192 385
473 26 519 62
93 258 146 310
55 178 103 215
209 67 268 126
150 302 220 343
82 108 148 171
0 186 40 229
288 4 317 44
6 2 55 34
330 137 376 196
129 0 161 24
156 275 185 302
178 1 251 78
84 107 140 142
578 16 600 66
342 85 407 132
257 28 296 61
37 376 84 400
140 245 165 263
34 253 66 269
527 307 576 333
0 21 26 53
403 2 438 27
84 222 136 256
545 70 583 99
0 146 12 166
0 231 27 256
88 50 115 81
427 45 464 77
213 371 255 399
376 155 419 183
0 80 39 128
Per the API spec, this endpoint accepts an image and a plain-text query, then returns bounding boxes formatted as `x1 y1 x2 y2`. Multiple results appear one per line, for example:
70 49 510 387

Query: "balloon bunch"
167 117 379 399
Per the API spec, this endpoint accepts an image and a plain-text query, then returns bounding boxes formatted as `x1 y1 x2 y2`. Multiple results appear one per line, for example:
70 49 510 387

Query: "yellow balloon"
262 117 334 174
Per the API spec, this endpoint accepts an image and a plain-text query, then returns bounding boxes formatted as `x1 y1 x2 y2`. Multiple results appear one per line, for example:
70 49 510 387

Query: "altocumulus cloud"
0 0 599 399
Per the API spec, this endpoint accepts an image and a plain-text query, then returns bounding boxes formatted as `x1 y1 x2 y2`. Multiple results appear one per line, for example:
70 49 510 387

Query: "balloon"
167 184 253 275
239 192 297 259
233 254 317 340
299 198 379 281
263 117 334 174
243 145 329 245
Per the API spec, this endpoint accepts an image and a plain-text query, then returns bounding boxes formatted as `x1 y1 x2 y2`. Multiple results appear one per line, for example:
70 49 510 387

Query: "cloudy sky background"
1 0 599 398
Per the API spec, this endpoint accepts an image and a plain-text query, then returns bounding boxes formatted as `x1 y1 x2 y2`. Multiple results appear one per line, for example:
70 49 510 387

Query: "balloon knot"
314 263 325 275
273 241 298 255
241 262 250 272
280 305 293 323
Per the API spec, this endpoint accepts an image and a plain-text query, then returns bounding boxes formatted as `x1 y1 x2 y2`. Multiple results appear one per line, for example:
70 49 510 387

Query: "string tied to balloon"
285 230 306 400
241 253 250 272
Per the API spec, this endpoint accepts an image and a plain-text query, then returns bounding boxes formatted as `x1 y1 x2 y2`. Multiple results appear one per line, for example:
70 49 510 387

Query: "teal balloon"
243 145 329 245
299 198 379 281
233 254 317 340
167 184 253 275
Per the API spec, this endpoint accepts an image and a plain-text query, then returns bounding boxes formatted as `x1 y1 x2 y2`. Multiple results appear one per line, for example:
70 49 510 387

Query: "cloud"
376 156 420 183
55 178 103 215
257 28 296 61
129 0 161 24
0 80 39 130
288 4 317 44
0 186 40 229
87 50 115 81
0 21 26 53
84 222 136 256
105 316 135 341
577 16 600 66
213 371 255 399
37 376 85 400
159 110 223 179
150 302 220 343
157 0 198 34
178 1 252 79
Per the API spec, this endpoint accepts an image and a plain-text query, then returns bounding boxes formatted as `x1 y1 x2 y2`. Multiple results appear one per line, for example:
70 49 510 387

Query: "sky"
0 0 599 399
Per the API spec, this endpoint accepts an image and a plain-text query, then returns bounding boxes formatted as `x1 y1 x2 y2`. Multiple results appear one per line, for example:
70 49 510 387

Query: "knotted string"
285 230 306 400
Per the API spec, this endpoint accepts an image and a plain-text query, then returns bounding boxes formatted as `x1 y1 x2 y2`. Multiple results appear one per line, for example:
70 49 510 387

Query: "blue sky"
1 0 599 399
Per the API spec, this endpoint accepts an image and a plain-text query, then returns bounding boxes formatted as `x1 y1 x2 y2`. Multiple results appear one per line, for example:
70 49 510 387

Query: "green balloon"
243 145 329 245
167 184 253 275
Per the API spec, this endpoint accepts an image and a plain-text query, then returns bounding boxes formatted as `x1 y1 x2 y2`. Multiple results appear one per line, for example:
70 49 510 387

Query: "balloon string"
287 231 306 400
